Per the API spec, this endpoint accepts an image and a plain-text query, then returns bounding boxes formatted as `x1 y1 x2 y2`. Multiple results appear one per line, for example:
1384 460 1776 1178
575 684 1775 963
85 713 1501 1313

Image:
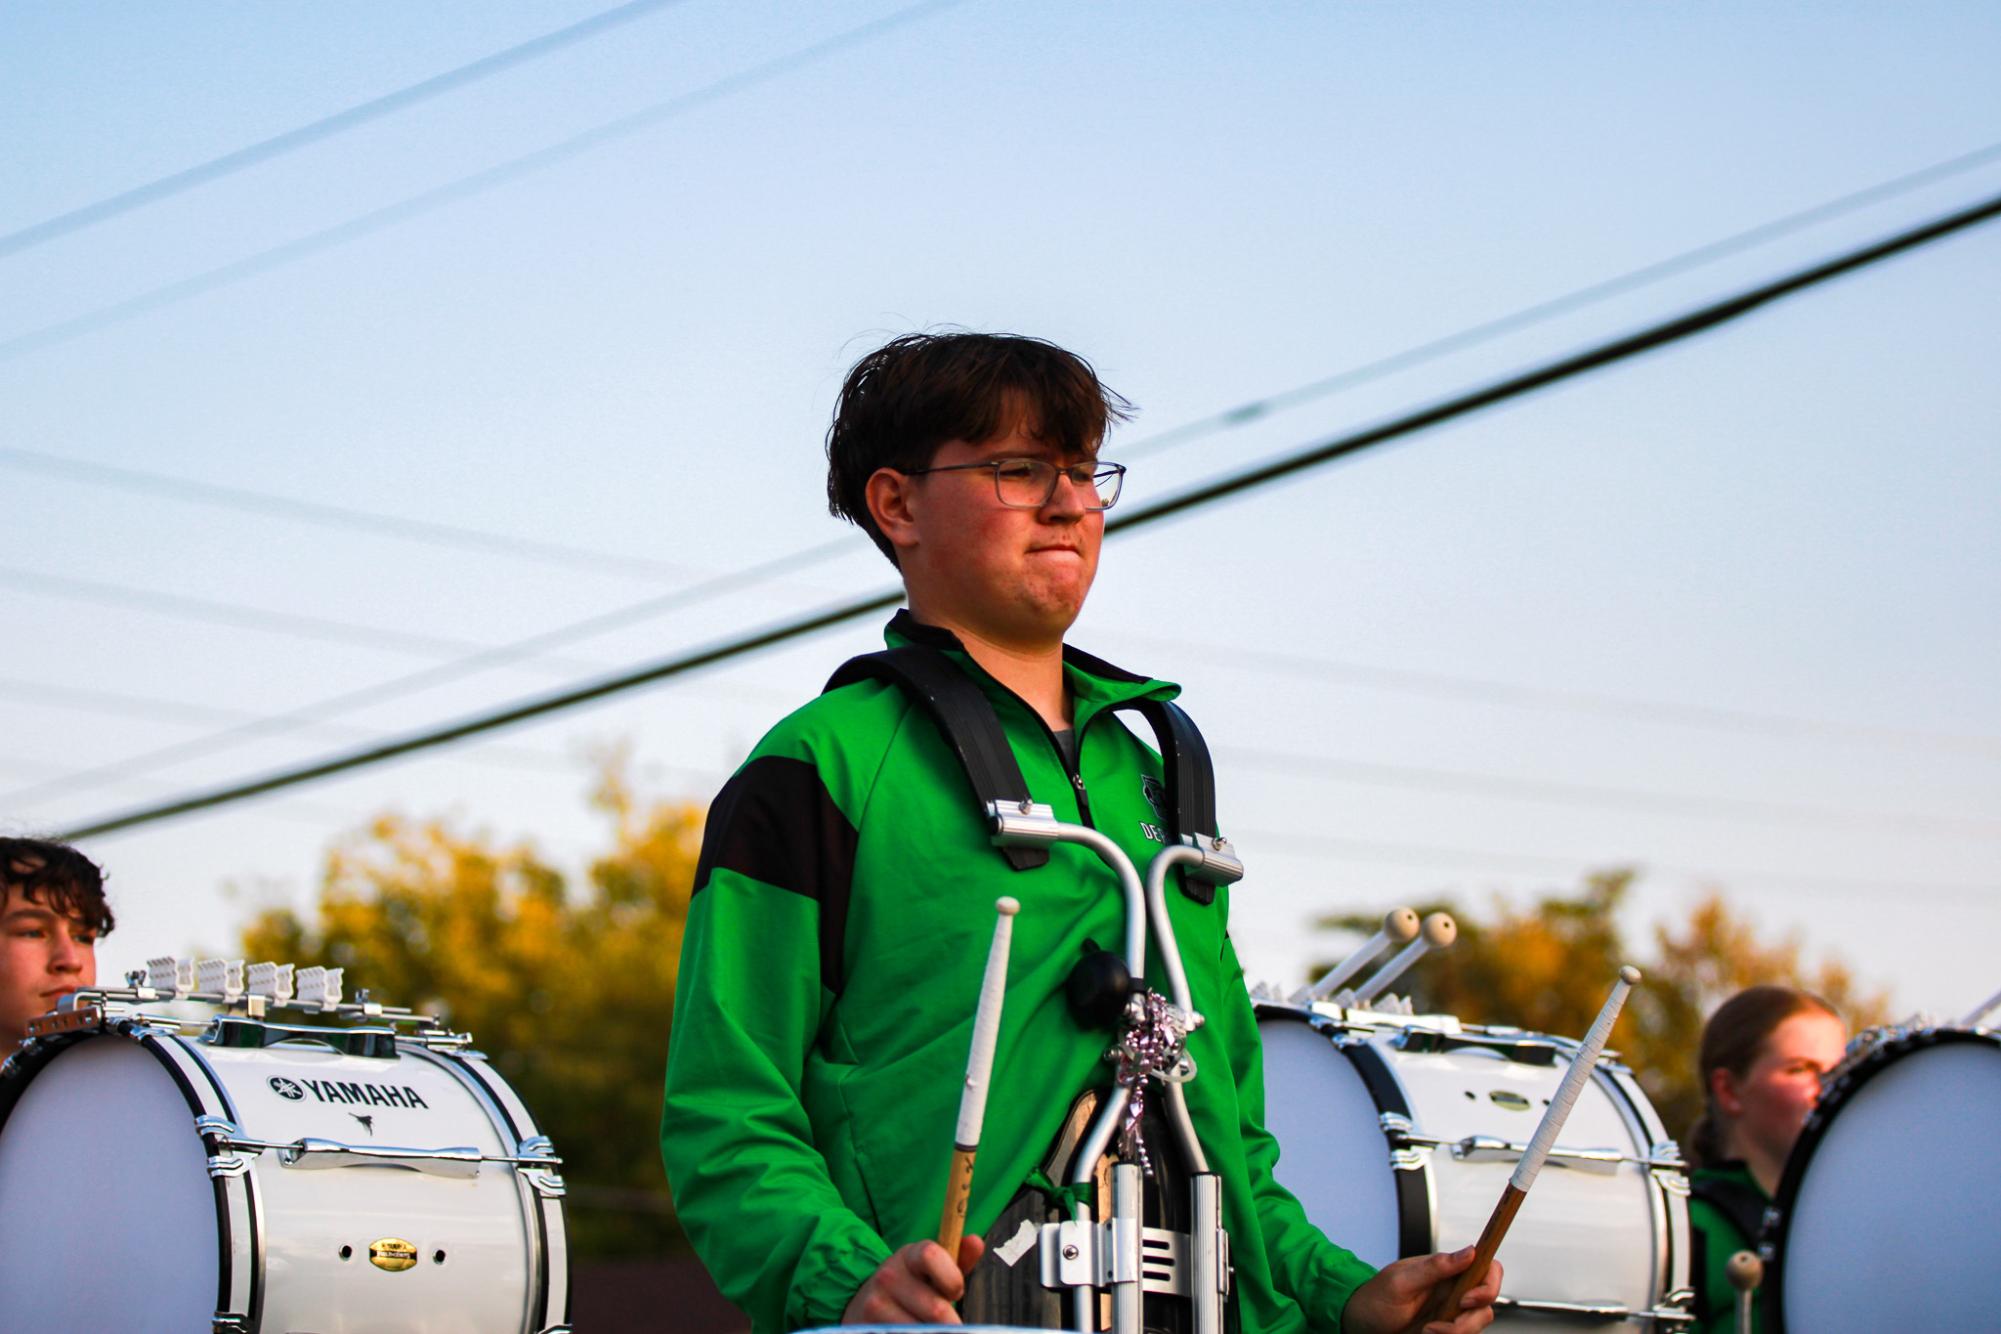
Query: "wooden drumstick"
937 896 1019 1257
1407 965 1641 1332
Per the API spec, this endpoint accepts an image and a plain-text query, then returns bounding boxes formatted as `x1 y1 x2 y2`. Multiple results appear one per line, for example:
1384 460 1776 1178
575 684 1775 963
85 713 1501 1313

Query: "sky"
4 2 1999 1030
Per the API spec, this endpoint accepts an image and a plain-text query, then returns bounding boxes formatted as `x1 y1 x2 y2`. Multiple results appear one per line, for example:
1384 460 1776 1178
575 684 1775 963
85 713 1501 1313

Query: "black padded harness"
824 644 1221 893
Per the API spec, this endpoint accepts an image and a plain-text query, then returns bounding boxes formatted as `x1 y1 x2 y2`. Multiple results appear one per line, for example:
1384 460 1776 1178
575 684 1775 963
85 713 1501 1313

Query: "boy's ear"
866 467 922 554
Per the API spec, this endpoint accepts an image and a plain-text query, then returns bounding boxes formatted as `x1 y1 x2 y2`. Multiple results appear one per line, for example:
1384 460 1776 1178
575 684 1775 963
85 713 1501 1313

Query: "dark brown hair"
1685 984 1838 1168
824 331 1133 564
0 837 114 937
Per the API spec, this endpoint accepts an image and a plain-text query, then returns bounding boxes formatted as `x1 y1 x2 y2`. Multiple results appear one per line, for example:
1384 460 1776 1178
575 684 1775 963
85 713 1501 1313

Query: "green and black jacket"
660 611 1373 1334
1688 1160 1768 1333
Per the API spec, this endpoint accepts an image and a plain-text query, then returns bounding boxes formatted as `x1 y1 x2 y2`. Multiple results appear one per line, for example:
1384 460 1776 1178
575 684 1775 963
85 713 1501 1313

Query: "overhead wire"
0 0 688 259
0 563 612 673
0 675 585 776
12 146 1997 799
1214 744 2001 841
53 186 2001 840
0 0 970 365
0 446 713 583
1233 828 2001 906
6 138 1998 575
1 539 850 810
1120 138 2001 461
1103 632 2001 761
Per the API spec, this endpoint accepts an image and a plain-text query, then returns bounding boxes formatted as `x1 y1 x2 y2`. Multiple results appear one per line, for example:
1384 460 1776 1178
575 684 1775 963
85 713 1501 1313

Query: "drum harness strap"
824 645 1241 1334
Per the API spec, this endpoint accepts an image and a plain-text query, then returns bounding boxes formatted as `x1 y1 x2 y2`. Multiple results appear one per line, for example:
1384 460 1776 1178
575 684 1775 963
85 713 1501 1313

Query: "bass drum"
1762 1025 2001 1332
1256 1003 1691 1329
0 1017 569 1334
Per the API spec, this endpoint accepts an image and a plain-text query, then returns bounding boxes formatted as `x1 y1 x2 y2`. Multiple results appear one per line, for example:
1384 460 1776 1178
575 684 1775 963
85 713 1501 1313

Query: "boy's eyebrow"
2 906 57 925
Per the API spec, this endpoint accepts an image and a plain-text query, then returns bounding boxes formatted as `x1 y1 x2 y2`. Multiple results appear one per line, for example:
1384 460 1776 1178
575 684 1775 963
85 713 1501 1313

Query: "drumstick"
1407 965 1641 1332
937 896 1019 1258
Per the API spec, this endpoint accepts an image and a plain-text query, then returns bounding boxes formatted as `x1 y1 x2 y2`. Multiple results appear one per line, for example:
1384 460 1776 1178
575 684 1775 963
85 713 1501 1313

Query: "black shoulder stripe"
694 755 856 994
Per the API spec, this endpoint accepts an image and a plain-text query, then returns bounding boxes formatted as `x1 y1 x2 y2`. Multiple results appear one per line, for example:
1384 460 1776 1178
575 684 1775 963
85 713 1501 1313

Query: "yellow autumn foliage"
240 763 700 1258
1311 870 1889 1146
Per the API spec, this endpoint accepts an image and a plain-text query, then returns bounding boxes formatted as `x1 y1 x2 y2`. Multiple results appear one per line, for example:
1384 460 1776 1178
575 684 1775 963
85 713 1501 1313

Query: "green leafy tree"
241 763 699 1258
1310 871 1887 1147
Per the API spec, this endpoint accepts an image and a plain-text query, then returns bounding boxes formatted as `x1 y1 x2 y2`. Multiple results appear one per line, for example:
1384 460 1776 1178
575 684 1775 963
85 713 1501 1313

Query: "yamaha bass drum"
1256 1000 1692 1329
0 959 570 1334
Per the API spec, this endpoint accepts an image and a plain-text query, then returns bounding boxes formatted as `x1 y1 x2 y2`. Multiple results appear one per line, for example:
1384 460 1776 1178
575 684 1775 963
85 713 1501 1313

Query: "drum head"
1255 1016 1402 1266
1771 1032 2001 1332
0 1036 217 1331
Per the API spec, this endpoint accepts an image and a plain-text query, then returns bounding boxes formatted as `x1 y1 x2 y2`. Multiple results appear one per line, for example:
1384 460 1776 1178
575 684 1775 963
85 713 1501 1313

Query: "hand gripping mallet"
1407 965 1642 1332
937 896 1019 1258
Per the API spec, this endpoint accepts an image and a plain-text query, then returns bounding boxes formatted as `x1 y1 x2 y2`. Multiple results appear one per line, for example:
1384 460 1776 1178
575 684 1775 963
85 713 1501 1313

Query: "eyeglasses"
902 457 1127 511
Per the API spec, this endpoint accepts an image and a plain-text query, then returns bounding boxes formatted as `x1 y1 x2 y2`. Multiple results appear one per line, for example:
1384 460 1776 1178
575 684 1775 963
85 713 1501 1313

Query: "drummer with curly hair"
0 838 112 1053
1684 985 1847 1332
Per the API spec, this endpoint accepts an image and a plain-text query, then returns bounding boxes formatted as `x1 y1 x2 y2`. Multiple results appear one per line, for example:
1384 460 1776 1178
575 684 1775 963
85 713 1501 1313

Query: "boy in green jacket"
661 332 1501 1334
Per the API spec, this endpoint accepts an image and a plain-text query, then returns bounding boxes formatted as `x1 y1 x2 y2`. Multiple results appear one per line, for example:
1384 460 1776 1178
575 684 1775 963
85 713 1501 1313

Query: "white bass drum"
1256 1002 1692 1329
1761 1024 2001 1332
0 1011 570 1333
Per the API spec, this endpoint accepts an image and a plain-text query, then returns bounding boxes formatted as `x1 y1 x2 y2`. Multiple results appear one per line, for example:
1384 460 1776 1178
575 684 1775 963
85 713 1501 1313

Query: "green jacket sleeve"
660 752 890 1334
1218 923 1378 1330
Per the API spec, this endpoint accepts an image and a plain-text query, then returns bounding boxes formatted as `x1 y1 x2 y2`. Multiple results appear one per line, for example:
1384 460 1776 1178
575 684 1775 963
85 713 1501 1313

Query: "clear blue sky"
4 1 1998 1020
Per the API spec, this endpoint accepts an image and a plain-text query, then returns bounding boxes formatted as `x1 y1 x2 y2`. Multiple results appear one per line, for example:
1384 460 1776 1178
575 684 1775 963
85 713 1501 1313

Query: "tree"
1309 871 1888 1147
240 762 700 1258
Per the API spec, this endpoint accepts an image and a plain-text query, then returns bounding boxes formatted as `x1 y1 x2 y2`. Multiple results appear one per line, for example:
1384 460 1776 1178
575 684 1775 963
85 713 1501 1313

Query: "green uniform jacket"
1687 1161 1767 1334
660 612 1374 1334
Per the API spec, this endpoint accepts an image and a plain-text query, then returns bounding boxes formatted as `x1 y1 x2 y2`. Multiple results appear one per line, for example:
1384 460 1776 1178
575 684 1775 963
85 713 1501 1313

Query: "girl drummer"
1684 985 1847 1332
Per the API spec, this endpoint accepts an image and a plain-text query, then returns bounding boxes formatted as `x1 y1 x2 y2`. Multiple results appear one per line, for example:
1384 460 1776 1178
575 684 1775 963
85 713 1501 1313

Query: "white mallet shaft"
938 896 1019 1254
1351 911 1456 1005
1304 907 1420 1001
1963 982 2001 1029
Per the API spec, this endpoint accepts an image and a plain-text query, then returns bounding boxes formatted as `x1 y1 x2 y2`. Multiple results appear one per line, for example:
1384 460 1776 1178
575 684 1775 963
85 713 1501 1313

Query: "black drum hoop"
1256 1006 1436 1259
1762 1025 2001 1334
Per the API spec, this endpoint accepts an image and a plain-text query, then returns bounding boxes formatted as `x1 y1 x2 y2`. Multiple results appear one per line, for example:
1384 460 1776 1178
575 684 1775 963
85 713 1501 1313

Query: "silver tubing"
1111 1164 1144 1334
1070 1083 1130 1332
1190 1174 1223 1334
1164 1083 1208 1175
1142 845 1203 1015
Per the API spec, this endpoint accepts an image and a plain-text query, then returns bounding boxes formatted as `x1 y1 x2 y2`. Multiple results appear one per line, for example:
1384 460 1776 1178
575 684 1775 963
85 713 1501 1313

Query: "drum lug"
195 1114 243 1142
1388 1147 1430 1172
525 1169 568 1199
1652 1166 1691 1196
207 1153 253 1179
212 1313 251 1333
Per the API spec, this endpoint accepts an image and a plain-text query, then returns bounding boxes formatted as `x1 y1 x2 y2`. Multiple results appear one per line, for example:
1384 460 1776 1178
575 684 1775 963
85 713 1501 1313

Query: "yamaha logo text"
267 1075 431 1110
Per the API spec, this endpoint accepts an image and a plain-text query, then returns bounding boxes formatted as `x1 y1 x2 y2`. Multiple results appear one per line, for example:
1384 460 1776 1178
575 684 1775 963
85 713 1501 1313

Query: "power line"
0 563 610 673
55 189 2001 841
0 0 687 260
10 139 1997 591
1121 138 2001 462
10 153 1990 804
1215 744 2001 840
1104 631 2001 762
0 0 968 365
0 446 710 583
1 539 848 810
0 675 583 777
1236 828 2001 906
